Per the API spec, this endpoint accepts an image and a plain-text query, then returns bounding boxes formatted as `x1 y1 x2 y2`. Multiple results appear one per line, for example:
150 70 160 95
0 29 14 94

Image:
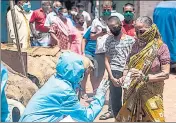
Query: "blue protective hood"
56 51 85 87
1 63 10 122
1 64 8 92
19 52 105 122
153 1 176 62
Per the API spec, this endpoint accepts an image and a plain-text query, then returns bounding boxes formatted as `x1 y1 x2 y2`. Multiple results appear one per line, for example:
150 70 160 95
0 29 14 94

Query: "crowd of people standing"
3 0 171 122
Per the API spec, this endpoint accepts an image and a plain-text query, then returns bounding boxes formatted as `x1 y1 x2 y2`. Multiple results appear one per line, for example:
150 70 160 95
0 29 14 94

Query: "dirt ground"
80 73 176 122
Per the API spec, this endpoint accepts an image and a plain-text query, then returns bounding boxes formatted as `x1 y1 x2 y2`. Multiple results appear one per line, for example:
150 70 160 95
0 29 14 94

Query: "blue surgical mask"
22 2 31 12
54 6 62 14
63 13 68 17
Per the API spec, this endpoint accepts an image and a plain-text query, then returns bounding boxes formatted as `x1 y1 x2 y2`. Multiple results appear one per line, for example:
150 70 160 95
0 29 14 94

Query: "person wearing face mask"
61 8 76 26
64 11 83 55
49 6 82 54
22 1 34 44
122 3 136 37
77 3 91 31
104 16 135 118
7 0 31 48
115 16 170 122
44 1 63 29
70 6 78 16
74 14 85 35
19 51 110 122
29 1 51 47
23 1 33 19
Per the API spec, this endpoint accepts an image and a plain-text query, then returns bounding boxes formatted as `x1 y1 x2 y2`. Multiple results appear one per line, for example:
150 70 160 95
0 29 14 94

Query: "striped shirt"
105 34 135 72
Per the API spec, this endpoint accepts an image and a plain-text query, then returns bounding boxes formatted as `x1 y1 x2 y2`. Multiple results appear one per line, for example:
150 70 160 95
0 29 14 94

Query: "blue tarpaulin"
153 1 176 63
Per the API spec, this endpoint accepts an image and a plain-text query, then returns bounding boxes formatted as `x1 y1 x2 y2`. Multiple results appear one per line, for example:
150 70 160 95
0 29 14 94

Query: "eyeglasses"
125 11 133 13
103 9 111 12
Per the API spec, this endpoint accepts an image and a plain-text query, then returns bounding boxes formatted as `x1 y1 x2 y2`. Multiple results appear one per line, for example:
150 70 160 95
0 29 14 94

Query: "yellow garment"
21 11 31 48
116 24 164 122
7 5 30 48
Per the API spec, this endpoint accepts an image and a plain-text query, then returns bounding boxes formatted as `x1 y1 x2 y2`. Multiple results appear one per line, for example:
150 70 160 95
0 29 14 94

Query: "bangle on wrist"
143 75 149 82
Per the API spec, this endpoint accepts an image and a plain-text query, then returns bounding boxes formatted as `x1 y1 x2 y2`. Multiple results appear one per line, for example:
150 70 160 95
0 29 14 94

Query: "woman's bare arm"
50 32 60 47
90 32 105 40
148 64 170 82
105 54 113 80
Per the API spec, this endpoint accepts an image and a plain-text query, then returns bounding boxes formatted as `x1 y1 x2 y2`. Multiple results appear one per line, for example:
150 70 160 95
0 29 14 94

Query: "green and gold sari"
116 24 165 122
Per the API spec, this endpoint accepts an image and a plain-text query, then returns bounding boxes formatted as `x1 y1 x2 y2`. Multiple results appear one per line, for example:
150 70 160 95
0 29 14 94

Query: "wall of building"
1 1 9 42
1 1 41 43
139 0 162 19
113 0 135 14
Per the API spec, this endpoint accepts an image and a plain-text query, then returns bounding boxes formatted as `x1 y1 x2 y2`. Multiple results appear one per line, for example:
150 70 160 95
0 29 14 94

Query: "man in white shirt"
89 1 123 120
44 1 62 29
77 3 91 30
23 1 34 42
7 0 31 48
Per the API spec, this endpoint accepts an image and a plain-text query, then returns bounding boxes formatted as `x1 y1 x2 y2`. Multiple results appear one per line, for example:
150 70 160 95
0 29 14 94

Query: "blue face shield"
22 2 31 12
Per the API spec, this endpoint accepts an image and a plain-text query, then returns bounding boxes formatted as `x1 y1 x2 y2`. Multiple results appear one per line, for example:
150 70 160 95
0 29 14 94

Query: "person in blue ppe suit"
1 64 10 122
19 51 109 122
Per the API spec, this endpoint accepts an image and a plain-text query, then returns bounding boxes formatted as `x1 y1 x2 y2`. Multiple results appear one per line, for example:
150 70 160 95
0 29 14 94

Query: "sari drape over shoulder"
116 24 166 122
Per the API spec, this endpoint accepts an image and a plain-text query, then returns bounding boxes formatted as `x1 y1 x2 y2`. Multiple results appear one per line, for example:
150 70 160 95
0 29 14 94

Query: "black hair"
60 7 67 12
77 3 84 8
123 3 135 11
15 0 20 4
15 0 29 5
61 7 67 10
7 6 11 12
112 2 116 10
72 6 77 9
108 16 122 26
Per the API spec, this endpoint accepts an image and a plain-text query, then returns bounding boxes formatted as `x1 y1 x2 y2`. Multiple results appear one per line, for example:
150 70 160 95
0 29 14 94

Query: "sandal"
99 111 113 120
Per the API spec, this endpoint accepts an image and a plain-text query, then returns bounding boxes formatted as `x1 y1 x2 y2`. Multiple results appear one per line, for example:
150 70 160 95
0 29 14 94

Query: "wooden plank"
1 49 27 75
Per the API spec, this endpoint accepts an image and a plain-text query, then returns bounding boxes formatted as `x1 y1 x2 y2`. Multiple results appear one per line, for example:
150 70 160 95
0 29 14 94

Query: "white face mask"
70 11 77 15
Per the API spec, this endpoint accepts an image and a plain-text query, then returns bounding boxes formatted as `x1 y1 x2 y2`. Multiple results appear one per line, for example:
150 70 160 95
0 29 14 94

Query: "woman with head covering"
19 51 109 122
115 16 170 122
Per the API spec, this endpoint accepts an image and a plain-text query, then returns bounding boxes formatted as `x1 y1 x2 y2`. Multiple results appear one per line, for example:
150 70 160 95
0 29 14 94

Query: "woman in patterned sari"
116 16 170 122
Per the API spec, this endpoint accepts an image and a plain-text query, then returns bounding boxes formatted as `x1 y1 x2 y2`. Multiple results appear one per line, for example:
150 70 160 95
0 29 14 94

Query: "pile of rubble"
2 46 62 106
3 62 38 106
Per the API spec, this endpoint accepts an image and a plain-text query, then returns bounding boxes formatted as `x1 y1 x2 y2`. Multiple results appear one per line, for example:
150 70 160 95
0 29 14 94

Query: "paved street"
94 73 176 122
81 73 176 122
163 73 176 122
